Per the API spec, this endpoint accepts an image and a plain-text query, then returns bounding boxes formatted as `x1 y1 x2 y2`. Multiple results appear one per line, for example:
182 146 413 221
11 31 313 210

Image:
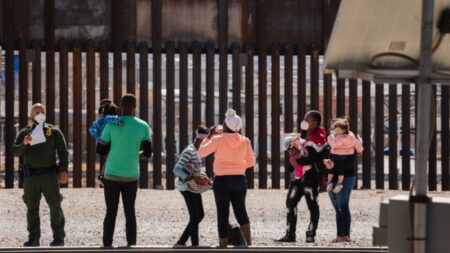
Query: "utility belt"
20 164 57 178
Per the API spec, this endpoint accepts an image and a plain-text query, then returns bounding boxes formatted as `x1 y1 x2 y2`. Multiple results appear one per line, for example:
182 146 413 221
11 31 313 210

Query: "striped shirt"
173 144 203 191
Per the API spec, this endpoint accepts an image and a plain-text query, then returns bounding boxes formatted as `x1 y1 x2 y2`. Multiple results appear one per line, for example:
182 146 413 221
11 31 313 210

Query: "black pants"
103 179 138 247
285 179 320 239
177 191 205 246
330 154 353 177
213 175 250 238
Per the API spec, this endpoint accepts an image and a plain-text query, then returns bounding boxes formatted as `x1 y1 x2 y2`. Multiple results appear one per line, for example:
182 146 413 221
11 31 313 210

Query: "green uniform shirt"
13 123 69 172
101 116 151 178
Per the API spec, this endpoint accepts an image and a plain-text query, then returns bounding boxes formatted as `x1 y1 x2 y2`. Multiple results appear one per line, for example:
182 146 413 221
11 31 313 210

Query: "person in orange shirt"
198 109 256 247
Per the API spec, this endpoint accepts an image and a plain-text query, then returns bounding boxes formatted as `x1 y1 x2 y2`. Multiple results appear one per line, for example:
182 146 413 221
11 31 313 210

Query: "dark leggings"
103 179 138 247
213 175 250 238
177 191 205 246
285 179 320 239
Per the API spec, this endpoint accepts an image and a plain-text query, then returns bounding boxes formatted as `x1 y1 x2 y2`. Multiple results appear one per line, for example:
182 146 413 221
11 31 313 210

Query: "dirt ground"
0 188 448 248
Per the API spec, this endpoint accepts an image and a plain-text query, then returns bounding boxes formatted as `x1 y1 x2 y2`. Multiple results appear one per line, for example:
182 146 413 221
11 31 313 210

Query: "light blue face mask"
330 130 336 135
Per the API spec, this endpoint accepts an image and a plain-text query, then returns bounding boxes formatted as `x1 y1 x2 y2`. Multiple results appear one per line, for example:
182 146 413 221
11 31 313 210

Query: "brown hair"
333 117 350 134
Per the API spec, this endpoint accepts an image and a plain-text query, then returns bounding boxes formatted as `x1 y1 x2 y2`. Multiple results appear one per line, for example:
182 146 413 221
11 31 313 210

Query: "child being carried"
283 133 311 180
324 117 363 193
89 99 124 143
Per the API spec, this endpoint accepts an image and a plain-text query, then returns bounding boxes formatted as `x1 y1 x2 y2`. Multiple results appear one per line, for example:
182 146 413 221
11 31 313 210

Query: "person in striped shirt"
173 125 210 247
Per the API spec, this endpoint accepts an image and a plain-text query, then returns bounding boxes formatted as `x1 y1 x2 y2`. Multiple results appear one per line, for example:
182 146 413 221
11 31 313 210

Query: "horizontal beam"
329 69 450 84
0 246 389 253
0 40 325 55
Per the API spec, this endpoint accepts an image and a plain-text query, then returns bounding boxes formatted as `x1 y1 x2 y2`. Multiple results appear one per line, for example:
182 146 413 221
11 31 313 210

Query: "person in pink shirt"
324 117 363 193
197 109 256 247
282 133 311 180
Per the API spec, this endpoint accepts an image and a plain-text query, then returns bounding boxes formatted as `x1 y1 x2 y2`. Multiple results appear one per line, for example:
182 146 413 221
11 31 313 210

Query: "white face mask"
34 113 46 124
300 120 309 131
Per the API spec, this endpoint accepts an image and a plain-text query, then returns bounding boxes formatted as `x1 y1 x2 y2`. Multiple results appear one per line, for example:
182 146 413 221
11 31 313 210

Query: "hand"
23 134 32 145
357 152 363 157
59 171 68 184
303 165 312 172
194 176 207 185
208 126 218 139
323 159 334 169
290 160 298 168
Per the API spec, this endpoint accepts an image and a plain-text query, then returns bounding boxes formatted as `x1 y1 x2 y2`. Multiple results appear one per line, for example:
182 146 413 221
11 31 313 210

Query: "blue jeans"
328 176 355 237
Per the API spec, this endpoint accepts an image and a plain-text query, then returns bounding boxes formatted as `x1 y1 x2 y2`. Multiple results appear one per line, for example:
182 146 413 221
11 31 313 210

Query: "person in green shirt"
97 94 152 247
13 103 69 247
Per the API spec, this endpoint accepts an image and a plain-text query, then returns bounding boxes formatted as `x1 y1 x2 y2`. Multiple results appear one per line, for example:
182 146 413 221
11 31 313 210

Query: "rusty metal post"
192 41 202 136
86 40 96 187
139 41 149 188
231 42 242 115
245 44 255 189
4 0 15 188
72 40 82 188
45 0 55 124
32 39 42 104
284 44 294 189
271 44 281 189
99 40 110 101
297 44 307 130
257 0 268 189
362 80 371 189
165 41 176 190
375 83 385 189
442 85 449 191
218 0 228 118
152 0 163 188
179 42 189 150
126 40 136 94
388 84 398 190
205 42 215 178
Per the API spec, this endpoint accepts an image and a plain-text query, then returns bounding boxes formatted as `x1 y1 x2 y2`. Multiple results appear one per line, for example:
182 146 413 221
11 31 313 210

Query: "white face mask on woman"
34 113 46 124
300 120 309 131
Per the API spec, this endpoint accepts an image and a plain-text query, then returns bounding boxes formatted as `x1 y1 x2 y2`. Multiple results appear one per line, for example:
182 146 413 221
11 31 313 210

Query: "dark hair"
104 103 119 116
334 117 350 134
100 99 112 106
305 110 322 125
121 94 137 108
98 99 119 116
197 125 209 135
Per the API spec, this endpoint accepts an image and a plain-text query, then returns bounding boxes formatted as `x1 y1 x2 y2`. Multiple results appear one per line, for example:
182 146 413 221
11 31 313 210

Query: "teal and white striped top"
173 144 203 191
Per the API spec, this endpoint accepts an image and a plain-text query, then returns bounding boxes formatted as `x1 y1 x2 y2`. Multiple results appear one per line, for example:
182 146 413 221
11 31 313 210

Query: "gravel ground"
0 188 448 248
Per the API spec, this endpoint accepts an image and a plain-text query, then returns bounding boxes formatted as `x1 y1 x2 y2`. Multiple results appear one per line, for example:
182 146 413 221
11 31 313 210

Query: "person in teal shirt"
97 94 152 247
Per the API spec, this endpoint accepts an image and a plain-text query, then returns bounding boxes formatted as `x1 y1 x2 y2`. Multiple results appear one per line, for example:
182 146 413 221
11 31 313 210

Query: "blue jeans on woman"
328 176 355 237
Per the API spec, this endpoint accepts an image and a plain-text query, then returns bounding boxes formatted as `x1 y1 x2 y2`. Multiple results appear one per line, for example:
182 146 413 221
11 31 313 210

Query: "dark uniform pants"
22 173 65 241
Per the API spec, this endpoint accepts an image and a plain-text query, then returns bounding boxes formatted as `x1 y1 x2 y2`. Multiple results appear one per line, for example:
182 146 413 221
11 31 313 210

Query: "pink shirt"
198 133 256 176
327 131 363 155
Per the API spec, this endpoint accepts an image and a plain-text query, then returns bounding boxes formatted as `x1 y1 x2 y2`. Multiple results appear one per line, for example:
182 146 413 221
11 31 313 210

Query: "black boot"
23 239 40 247
49 239 64 246
275 234 296 243
305 231 316 243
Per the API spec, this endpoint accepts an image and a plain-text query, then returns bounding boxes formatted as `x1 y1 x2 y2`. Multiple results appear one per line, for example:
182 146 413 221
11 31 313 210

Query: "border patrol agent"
13 103 69 247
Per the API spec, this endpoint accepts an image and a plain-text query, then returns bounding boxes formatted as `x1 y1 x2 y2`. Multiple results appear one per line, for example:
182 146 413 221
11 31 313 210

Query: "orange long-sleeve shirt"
198 133 256 176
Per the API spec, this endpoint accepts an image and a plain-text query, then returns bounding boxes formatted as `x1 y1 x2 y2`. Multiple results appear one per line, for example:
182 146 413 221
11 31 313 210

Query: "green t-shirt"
101 116 152 178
